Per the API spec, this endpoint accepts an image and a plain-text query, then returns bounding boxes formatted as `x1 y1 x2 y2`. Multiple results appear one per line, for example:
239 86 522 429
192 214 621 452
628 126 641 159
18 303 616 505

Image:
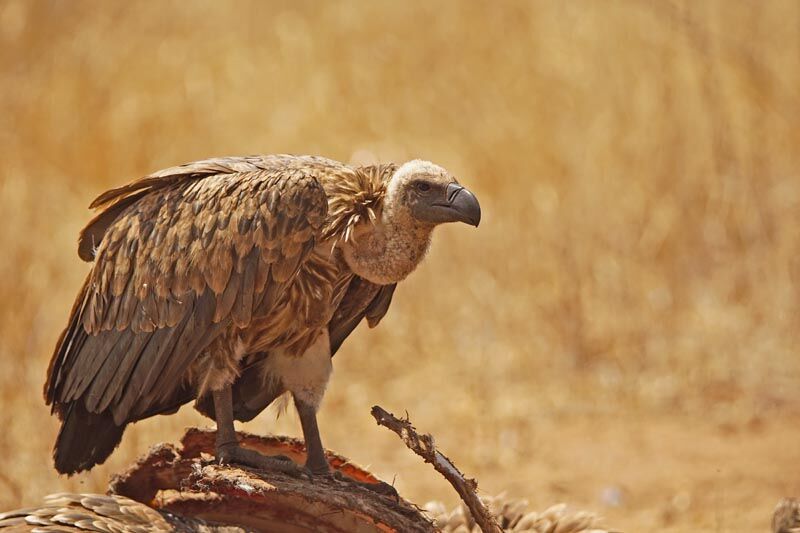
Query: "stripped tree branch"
371 405 503 533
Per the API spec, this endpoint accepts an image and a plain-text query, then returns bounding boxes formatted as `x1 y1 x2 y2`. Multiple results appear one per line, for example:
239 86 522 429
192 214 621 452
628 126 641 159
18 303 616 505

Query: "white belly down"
261 329 332 409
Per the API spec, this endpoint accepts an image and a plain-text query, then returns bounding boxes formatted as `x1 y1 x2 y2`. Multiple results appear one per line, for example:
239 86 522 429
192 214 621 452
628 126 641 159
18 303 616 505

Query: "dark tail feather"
54 402 126 475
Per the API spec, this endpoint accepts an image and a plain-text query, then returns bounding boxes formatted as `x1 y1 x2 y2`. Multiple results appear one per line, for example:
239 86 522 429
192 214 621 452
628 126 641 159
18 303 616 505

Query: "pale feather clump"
773 498 800 533
321 163 396 245
424 493 611 533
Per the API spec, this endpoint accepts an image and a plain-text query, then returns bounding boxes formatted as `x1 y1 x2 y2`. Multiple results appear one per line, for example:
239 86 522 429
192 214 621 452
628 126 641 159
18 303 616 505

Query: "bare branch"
371 405 503 533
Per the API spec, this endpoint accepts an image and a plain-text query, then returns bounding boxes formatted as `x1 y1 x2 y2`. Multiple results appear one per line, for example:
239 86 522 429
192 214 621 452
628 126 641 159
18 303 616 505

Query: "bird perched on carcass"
44 154 480 479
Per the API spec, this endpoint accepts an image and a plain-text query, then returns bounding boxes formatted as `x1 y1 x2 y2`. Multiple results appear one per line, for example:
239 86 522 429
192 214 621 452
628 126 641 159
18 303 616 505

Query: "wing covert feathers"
82 157 329 335
47 156 331 431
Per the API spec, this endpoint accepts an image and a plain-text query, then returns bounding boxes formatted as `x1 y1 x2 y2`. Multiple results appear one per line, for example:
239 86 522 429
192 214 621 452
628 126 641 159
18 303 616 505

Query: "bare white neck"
341 211 433 285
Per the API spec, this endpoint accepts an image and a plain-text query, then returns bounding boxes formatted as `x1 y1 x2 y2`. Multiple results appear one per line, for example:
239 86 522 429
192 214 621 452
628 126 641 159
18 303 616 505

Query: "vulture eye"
415 181 431 192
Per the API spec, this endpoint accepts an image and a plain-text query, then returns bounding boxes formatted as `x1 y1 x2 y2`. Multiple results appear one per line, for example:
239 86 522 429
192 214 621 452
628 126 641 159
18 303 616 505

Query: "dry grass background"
1 1 799 531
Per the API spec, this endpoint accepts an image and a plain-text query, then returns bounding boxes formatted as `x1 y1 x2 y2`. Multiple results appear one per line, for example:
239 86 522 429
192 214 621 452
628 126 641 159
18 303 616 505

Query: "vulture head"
387 160 482 228
343 160 481 285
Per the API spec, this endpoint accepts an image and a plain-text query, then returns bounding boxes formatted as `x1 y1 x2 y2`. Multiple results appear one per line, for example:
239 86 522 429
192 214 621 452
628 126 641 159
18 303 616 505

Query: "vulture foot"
331 470 399 498
216 444 309 479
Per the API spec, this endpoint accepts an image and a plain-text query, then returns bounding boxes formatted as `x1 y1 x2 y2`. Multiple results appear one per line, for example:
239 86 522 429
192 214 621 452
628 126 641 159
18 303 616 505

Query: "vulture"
0 492 246 532
45 154 480 477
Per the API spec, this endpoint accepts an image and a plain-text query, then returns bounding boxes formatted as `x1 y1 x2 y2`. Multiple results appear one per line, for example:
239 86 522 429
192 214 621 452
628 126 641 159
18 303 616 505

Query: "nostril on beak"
445 183 481 227
447 184 464 203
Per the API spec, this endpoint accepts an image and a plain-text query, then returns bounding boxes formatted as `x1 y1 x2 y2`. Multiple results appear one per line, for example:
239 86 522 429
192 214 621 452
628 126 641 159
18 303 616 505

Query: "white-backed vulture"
0 492 250 532
44 154 481 478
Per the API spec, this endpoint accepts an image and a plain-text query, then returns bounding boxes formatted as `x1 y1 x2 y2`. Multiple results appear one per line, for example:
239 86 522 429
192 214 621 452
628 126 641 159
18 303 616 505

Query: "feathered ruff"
321 164 397 246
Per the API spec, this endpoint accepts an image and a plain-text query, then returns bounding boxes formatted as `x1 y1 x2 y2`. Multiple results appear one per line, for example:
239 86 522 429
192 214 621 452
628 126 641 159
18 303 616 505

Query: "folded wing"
45 156 335 428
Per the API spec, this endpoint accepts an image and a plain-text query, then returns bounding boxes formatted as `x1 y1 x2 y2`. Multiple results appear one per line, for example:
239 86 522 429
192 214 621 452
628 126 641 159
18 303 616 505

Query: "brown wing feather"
329 277 397 356
46 156 335 428
78 190 149 262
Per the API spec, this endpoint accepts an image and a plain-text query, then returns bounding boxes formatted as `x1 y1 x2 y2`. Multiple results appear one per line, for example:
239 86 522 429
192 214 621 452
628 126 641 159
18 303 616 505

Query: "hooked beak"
435 183 482 227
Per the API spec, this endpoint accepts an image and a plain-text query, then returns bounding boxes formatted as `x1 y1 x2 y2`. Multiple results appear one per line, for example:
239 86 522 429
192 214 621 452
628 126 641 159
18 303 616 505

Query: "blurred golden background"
1 1 799 531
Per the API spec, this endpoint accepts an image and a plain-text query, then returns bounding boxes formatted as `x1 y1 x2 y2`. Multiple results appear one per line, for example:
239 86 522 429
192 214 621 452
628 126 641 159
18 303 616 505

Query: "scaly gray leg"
295 397 398 497
213 385 303 476
295 398 330 475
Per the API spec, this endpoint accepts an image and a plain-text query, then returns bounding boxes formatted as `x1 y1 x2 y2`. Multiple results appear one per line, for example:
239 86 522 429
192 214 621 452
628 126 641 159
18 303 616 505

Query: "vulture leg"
212 385 302 475
295 398 329 475
296 397 399 497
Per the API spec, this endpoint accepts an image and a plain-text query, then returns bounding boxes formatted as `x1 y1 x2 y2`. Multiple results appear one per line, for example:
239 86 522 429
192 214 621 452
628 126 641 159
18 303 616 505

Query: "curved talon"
332 471 399 498
369 481 399 498
307 464 332 477
300 465 313 478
